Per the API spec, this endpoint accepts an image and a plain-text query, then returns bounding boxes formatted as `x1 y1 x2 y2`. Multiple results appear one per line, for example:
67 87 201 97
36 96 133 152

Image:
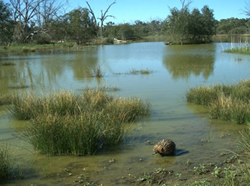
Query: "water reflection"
0 48 102 94
163 44 216 80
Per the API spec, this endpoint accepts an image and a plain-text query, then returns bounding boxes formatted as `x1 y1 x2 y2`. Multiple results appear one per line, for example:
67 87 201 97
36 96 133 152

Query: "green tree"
66 8 98 44
117 23 135 40
0 0 14 45
166 2 216 44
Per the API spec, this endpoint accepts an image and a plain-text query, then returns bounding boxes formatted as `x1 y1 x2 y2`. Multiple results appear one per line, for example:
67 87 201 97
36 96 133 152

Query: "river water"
0 42 249 185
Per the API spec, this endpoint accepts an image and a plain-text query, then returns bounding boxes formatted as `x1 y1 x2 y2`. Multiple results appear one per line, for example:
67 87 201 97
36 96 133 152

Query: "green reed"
186 79 250 124
10 89 150 155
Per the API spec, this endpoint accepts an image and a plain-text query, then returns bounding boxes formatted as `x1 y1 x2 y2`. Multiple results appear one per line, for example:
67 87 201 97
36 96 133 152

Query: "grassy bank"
186 79 250 124
9 89 150 155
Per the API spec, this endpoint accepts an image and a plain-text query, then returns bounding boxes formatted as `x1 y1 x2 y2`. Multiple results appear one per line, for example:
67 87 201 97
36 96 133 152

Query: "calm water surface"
0 42 249 185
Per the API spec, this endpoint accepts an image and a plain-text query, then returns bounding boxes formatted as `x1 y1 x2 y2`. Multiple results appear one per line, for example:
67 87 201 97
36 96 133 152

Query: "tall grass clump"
10 89 150 155
186 79 250 124
0 144 11 181
239 126 250 153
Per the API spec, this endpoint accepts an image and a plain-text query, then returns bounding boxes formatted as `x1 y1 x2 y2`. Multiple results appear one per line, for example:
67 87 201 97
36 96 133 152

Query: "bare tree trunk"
86 1 115 38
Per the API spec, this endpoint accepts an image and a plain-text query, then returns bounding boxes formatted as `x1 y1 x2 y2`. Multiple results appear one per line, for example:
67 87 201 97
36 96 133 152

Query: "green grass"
10 89 150 155
0 145 11 182
186 79 250 124
224 46 250 55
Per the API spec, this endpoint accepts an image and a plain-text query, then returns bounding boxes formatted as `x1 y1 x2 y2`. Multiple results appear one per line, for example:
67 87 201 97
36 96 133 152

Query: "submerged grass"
186 79 250 124
9 89 150 155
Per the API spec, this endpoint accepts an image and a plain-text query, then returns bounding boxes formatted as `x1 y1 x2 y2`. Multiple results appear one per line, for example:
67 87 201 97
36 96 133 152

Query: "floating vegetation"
129 69 153 75
114 69 153 76
8 85 30 89
9 89 150 155
186 79 250 124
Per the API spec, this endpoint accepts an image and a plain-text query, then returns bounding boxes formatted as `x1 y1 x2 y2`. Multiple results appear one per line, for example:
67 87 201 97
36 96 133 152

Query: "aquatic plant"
186 79 250 124
129 69 153 75
224 46 250 55
10 89 150 155
89 65 104 78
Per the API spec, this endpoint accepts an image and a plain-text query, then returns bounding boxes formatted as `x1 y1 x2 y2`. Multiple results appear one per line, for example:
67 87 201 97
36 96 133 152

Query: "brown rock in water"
153 139 176 156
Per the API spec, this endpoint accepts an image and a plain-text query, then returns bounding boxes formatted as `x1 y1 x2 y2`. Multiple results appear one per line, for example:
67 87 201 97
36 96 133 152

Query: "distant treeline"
0 0 249 46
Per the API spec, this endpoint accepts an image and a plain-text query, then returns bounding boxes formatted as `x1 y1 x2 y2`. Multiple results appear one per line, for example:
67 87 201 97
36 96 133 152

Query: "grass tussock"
0 145 11 181
186 79 250 124
10 89 150 155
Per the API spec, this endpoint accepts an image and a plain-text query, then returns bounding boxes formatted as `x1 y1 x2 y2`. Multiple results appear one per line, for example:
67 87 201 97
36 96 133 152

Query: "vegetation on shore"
8 89 150 155
186 79 250 124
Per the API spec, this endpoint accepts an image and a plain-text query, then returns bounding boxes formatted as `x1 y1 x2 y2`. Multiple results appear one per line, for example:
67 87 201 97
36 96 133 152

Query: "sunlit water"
0 42 249 185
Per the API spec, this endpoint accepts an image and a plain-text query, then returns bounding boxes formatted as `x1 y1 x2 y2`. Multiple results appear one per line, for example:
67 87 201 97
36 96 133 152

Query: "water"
0 42 249 185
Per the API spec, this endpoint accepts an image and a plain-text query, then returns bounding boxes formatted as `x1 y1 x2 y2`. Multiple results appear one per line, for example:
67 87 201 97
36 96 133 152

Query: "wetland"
0 42 250 185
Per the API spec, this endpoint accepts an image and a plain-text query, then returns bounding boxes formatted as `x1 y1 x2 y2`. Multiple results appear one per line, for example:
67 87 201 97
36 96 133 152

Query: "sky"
64 0 249 24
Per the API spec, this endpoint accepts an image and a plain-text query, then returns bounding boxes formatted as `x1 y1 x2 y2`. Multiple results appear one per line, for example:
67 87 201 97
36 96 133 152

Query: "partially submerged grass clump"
10 89 150 155
129 69 153 75
224 46 250 55
186 79 250 124
89 65 104 78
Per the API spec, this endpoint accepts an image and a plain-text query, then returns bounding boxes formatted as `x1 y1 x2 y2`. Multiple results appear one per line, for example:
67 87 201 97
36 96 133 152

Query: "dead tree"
86 1 115 38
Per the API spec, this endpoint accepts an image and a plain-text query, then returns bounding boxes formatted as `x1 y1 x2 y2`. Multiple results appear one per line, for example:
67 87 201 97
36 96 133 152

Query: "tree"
166 2 216 44
167 6 190 44
66 8 98 44
9 0 66 43
244 0 250 17
0 0 14 45
86 1 115 38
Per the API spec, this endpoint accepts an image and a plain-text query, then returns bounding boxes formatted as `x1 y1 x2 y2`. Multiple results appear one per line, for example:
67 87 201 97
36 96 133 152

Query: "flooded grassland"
0 42 250 185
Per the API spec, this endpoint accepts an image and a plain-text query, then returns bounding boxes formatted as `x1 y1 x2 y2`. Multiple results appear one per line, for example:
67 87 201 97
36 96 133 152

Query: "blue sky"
65 0 248 24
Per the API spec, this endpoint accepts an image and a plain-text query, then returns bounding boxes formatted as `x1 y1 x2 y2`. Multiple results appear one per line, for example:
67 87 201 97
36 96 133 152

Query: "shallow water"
0 42 249 185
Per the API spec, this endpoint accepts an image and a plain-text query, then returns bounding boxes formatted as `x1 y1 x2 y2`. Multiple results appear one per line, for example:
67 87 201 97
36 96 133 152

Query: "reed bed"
186 79 250 124
10 89 150 155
